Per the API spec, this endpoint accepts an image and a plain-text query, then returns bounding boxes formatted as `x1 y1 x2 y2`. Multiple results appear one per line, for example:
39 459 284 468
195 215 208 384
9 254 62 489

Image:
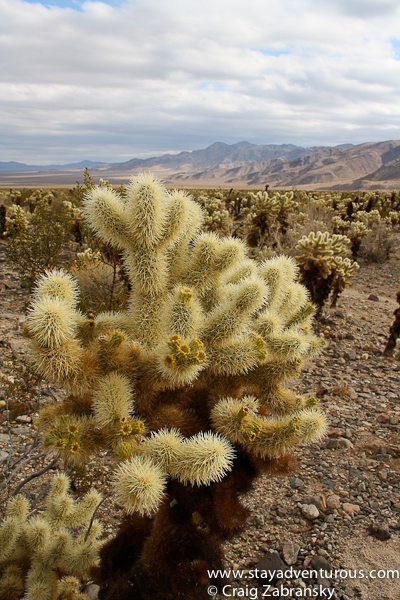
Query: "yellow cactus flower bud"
69 442 80 454
120 422 133 436
109 331 125 347
117 441 133 460
179 287 193 301
192 511 203 525
164 354 177 368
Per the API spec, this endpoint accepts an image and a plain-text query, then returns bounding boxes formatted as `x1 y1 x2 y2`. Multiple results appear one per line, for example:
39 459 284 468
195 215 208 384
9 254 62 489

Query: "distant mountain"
0 161 36 171
163 140 400 190
0 141 399 189
107 141 325 173
0 160 106 172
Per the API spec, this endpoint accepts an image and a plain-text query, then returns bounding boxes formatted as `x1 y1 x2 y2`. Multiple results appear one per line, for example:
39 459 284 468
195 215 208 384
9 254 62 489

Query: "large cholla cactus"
295 231 359 315
25 174 326 600
0 474 104 600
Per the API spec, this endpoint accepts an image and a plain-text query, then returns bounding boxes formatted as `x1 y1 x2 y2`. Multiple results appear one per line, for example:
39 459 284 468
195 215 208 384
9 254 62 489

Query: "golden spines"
84 186 129 248
168 431 235 486
112 455 167 516
92 373 134 426
125 173 166 248
207 334 266 376
161 285 203 339
32 268 79 306
27 296 77 348
201 276 268 345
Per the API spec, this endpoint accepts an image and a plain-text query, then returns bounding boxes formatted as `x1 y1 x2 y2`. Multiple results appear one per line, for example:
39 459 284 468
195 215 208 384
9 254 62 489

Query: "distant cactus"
0 474 105 600
332 217 371 258
243 190 298 247
196 192 232 235
26 174 326 600
295 231 359 314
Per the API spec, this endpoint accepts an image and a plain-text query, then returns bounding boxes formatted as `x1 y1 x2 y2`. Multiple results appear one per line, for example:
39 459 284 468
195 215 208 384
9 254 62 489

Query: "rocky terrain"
0 240 400 600
1 139 399 190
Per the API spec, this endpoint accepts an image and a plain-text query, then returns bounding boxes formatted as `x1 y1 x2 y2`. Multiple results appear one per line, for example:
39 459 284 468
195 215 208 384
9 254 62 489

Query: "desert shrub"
5 198 72 291
362 222 395 262
70 247 129 313
25 174 326 600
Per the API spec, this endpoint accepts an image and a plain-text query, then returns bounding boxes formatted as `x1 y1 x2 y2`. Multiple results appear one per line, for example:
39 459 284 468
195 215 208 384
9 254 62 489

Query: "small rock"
11 427 31 435
344 351 357 361
310 555 332 572
325 514 335 523
0 450 9 463
376 414 388 424
389 416 399 425
328 428 341 438
282 540 300 565
342 503 360 517
367 294 379 302
299 504 320 520
368 523 391 540
378 469 388 481
16 415 31 424
376 453 392 463
326 495 342 510
84 584 100 600
256 551 287 583
290 477 304 489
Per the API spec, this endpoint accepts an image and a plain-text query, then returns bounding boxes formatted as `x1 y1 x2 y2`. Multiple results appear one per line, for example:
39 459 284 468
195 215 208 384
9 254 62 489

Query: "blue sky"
23 0 121 7
1 0 400 164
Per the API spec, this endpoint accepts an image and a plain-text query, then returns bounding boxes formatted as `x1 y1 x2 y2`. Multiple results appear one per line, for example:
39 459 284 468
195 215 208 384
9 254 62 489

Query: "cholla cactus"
295 231 359 314
0 474 105 600
195 193 232 235
243 190 298 247
26 174 326 599
5 205 29 237
332 217 371 258
25 189 54 214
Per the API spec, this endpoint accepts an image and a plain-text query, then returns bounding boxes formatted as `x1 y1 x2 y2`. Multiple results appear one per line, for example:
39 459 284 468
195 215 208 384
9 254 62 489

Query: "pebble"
342 503 360 517
299 504 320 520
282 540 300 565
0 450 9 462
326 495 342 510
368 523 391 540
256 551 287 583
290 477 304 489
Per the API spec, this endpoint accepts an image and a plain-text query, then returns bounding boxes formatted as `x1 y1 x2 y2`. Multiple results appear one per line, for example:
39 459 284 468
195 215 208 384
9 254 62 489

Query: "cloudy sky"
1 0 400 164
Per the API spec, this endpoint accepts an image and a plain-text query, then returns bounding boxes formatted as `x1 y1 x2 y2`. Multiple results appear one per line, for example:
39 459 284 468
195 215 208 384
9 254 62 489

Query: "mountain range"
1 140 399 190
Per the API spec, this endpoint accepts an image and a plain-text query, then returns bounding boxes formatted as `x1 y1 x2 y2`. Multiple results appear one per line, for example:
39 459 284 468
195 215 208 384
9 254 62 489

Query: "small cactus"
295 231 359 314
0 474 105 600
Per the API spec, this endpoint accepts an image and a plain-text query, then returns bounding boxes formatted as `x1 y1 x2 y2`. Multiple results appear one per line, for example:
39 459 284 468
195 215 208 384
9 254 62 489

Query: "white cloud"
1 0 400 163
